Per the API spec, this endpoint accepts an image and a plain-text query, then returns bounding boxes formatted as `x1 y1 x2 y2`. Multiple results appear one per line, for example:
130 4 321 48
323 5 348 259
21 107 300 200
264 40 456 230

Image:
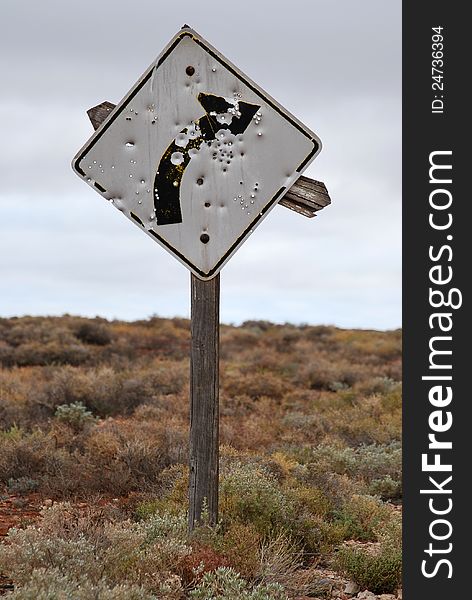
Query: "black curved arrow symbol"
153 93 261 226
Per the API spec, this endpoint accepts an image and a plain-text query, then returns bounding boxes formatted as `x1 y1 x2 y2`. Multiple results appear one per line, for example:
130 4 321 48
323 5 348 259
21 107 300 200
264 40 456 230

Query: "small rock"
357 592 377 600
344 581 360 595
43 499 53 507
379 595 396 600
396 589 402 599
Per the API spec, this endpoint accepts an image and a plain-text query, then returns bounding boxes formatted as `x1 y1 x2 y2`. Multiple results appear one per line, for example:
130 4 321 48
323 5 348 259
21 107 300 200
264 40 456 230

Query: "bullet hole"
200 233 210 244
204 202 211 207
186 66 195 76
197 178 204 185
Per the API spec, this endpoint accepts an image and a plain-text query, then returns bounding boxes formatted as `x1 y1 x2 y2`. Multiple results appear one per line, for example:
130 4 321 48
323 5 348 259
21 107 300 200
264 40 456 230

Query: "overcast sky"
0 0 401 329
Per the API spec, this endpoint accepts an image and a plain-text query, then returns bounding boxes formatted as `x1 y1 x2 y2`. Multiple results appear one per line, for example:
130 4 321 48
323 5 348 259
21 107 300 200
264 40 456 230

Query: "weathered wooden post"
74 25 330 532
189 274 220 527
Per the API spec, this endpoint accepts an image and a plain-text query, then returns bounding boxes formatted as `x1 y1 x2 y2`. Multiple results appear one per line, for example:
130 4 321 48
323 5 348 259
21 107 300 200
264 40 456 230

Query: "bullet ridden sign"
72 26 321 279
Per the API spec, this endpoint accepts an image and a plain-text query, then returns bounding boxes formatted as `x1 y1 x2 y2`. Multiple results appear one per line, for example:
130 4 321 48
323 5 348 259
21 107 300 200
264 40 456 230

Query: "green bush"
6 568 157 600
335 546 401 594
54 401 96 431
0 504 190 597
333 495 390 542
368 475 402 501
334 519 402 594
220 462 295 537
190 567 288 600
308 442 402 497
7 476 39 495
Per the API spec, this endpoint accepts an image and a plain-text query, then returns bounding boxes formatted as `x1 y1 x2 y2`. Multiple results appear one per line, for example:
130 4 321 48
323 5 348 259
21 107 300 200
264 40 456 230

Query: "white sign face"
72 27 321 280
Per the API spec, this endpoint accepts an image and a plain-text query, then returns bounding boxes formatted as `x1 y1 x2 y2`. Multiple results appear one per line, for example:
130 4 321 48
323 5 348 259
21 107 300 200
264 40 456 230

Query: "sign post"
189 273 220 527
73 25 330 530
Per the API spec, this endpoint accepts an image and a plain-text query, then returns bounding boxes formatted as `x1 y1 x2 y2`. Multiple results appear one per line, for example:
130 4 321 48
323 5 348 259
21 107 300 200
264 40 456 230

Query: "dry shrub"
179 544 231 586
0 315 401 592
222 371 289 401
298 468 359 511
333 494 391 542
281 411 327 444
37 363 185 417
220 328 262 357
75 321 112 346
0 429 53 482
309 442 402 484
78 419 177 494
11 341 90 367
0 503 190 597
257 533 320 597
330 328 401 362
135 464 189 518
304 325 337 342
216 523 262 579
221 407 285 451
4 568 157 600
295 357 366 391
118 319 189 359
287 485 332 518
0 416 182 497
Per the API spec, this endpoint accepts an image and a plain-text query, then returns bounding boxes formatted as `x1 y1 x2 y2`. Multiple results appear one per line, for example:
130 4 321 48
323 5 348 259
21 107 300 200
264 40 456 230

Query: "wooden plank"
86 101 116 131
87 102 332 218
189 273 220 529
279 175 331 218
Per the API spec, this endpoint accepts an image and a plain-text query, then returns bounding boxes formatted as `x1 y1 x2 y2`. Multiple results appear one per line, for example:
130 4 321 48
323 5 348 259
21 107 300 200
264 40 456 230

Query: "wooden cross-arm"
87 102 331 218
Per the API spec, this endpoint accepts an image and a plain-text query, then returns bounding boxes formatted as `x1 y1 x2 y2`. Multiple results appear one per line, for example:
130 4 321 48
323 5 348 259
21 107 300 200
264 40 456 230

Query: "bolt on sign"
72 26 322 279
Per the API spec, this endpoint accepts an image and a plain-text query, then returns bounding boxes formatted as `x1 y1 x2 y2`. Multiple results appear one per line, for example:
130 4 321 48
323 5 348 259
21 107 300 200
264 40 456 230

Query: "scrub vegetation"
0 316 402 598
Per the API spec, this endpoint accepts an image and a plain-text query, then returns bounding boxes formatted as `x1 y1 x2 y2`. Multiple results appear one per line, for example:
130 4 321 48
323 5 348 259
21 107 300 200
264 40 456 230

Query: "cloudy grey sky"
0 0 401 329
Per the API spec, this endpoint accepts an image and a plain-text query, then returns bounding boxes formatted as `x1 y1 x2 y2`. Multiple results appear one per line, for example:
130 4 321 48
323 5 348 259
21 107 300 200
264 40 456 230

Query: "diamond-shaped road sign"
72 26 322 280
